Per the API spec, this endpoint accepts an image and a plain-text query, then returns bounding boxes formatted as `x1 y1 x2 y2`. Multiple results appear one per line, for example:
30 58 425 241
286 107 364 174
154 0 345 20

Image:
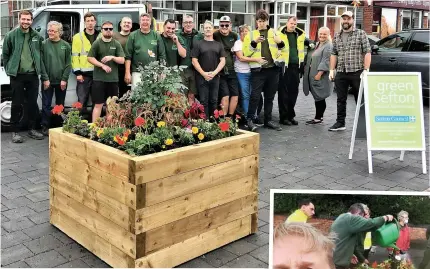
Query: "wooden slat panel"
135 175 256 234
143 194 257 254
145 155 258 206
50 151 137 209
49 128 132 183
50 187 137 258
50 205 135 268
135 216 252 268
50 169 133 232
133 132 259 184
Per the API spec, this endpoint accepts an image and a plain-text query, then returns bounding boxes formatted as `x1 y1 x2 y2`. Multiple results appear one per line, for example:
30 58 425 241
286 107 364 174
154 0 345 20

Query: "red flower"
218 110 224 116
218 122 230 132
181 119 188 127
372 261 378 268
236 114 241 120
123 129 131 137
72 102 83 109
184 109 190 118
52 104 64 115
115 135 125 146
214 110 219 119
134 117 145 127
199 113 206 119
198 104 204 113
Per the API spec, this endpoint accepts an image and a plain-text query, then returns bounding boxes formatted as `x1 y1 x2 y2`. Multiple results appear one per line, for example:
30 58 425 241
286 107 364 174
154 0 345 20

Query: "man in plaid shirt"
328 11 371 131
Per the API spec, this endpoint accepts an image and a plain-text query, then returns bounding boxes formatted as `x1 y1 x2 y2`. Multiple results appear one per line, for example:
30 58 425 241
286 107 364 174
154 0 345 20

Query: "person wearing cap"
176 15 203 106
328 11 371 132
191 21 226 118
242 9 287 132
213 16 240 118
277 16 306 126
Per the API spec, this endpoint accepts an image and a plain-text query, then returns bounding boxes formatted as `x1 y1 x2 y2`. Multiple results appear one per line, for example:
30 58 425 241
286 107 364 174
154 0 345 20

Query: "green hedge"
274 193 430 225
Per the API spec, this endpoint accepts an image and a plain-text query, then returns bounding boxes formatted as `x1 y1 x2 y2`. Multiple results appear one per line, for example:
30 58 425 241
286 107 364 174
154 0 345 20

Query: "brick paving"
1 90 429 268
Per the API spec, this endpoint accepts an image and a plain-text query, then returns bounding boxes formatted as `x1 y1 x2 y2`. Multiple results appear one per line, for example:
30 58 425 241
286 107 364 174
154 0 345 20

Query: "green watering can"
372 218 401 249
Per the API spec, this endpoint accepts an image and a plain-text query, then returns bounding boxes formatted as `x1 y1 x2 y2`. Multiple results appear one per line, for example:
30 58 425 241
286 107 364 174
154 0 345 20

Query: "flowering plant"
59 61 240 156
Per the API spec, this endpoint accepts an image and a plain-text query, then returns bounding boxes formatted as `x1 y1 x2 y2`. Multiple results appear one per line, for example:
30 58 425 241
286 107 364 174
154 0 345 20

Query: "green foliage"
62 111 82 133
273 193 430 224
174 127 195 146
130 61 186 109
125 132 161 156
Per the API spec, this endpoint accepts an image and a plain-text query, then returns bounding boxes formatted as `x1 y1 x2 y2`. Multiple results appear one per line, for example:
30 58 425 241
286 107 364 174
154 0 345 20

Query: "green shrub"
273 193 430 225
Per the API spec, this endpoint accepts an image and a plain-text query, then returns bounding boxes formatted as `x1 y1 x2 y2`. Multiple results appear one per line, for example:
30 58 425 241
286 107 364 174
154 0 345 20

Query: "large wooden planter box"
48 128 259 268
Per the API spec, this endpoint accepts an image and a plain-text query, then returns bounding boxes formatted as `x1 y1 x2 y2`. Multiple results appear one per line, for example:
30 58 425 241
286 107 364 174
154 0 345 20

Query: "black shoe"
12 132 24 143
41 126 49 136
264 121 282 131
289 119 299 125
28 129 45 140
328 122 346 132
247 119 258 132
305 119 323 125
253 118 264 127
280 119 292 126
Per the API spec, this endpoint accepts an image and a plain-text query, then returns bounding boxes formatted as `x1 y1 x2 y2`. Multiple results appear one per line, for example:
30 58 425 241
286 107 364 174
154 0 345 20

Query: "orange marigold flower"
372 261 378 268
72 102 83 109
218 122 230 132
134 117 145 127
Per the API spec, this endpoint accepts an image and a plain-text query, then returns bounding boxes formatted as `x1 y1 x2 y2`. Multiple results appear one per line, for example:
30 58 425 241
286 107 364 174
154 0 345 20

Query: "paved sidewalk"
1 90 429 268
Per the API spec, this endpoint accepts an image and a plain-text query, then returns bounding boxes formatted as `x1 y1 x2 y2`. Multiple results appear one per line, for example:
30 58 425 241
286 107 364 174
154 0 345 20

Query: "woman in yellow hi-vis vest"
242 9 288 132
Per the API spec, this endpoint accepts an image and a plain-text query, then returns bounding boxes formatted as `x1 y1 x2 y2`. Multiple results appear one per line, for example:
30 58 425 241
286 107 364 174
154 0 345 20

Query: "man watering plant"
330 203 394 269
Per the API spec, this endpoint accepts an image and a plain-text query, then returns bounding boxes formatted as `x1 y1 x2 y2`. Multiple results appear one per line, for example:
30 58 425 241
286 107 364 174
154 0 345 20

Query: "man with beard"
213 16 240 118
87 21 125 122
328 11 371 132
330 203 393 269
277 16 306 126
2 10 45 142
124 13 166 91
72 12 99 112
113 16 132 97
191 21 226 118
160 19 186 67
177 15 203 106
40 21 71 136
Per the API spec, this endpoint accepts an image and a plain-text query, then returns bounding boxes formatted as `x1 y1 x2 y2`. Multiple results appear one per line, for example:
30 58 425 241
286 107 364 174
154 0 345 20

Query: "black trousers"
335 70 362 125
118 65 131 98
196 74 220 118
315 99 326 120
10 73 40 132
247 67 279 123
278 64 300 121
41 84 67 128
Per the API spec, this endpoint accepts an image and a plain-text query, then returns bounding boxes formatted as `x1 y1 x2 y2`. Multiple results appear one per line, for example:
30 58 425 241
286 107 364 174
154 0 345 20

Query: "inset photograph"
269 190 430 269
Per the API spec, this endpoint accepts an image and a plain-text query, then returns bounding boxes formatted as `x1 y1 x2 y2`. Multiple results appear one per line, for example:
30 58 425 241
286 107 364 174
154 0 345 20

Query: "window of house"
213 1 231 12
296 6 307 20
412 11 421 28
175 1 194 11
232 1 246 13
409 32 429 51
402 10 411 30
198 1 211 12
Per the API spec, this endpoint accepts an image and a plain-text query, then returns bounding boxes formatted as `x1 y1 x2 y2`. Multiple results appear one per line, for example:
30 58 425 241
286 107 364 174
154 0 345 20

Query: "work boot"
265 121 282 131
12 132 24 143
28 129 44 140
41 126 49 136
247 119 258 132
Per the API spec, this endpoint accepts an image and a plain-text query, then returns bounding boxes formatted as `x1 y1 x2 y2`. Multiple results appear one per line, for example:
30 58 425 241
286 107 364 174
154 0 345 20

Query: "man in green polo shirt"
160 19 186 67
87 21 125 122
330 203 393 269
124 13 166 91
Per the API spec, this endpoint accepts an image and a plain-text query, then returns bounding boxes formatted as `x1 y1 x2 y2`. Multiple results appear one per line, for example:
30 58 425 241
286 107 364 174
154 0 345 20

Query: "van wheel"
1 86 26 132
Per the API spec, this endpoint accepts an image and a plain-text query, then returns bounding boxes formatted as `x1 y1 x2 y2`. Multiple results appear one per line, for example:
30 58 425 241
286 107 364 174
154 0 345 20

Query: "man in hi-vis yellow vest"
71 12 99 111
285 198 315 223
277 17 306 126
242 9 287 132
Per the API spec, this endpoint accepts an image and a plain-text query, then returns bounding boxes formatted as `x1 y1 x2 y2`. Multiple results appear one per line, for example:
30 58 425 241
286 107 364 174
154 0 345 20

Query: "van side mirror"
371 44 379 52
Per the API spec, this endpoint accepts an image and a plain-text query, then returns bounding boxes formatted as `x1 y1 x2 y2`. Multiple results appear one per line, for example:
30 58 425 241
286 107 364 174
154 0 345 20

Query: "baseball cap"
220 16 231 22
341 11 354 18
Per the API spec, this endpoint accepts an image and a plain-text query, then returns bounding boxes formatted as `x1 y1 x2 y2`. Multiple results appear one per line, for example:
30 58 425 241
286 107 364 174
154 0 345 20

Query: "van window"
92 11 140 33
49 12 80 44
31 11 50 39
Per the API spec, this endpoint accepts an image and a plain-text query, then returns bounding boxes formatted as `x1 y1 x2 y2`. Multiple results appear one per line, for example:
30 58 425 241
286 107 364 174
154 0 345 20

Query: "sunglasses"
102 27 113 31
220 24 229 28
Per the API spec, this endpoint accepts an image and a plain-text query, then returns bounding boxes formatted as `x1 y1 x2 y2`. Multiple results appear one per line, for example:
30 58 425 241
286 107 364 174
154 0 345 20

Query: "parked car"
0 3 148 132
367 34 380 46
370 28 429 105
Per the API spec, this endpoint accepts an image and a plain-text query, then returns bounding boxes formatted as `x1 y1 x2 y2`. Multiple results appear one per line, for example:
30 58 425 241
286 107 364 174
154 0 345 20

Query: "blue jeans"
41 84 67 127
236 72 251 117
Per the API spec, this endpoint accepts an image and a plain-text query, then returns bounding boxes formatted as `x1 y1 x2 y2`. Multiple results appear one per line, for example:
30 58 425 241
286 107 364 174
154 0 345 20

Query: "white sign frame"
349 72 427 176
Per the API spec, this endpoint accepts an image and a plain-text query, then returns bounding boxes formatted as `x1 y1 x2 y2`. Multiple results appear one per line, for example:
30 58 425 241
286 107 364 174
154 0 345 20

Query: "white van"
0 4 147 131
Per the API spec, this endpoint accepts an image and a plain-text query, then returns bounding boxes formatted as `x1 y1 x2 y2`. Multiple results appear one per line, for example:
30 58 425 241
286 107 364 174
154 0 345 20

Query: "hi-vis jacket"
277 26 306 67
242 26 287 70
71 30 96 75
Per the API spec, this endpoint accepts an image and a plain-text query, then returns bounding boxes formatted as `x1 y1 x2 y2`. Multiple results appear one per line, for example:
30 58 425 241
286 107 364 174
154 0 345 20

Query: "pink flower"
181 119 188 127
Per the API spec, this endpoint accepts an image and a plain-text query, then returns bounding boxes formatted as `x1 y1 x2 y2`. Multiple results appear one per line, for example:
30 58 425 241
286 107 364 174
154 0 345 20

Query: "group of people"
275 200 429 269
2 7 370 143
